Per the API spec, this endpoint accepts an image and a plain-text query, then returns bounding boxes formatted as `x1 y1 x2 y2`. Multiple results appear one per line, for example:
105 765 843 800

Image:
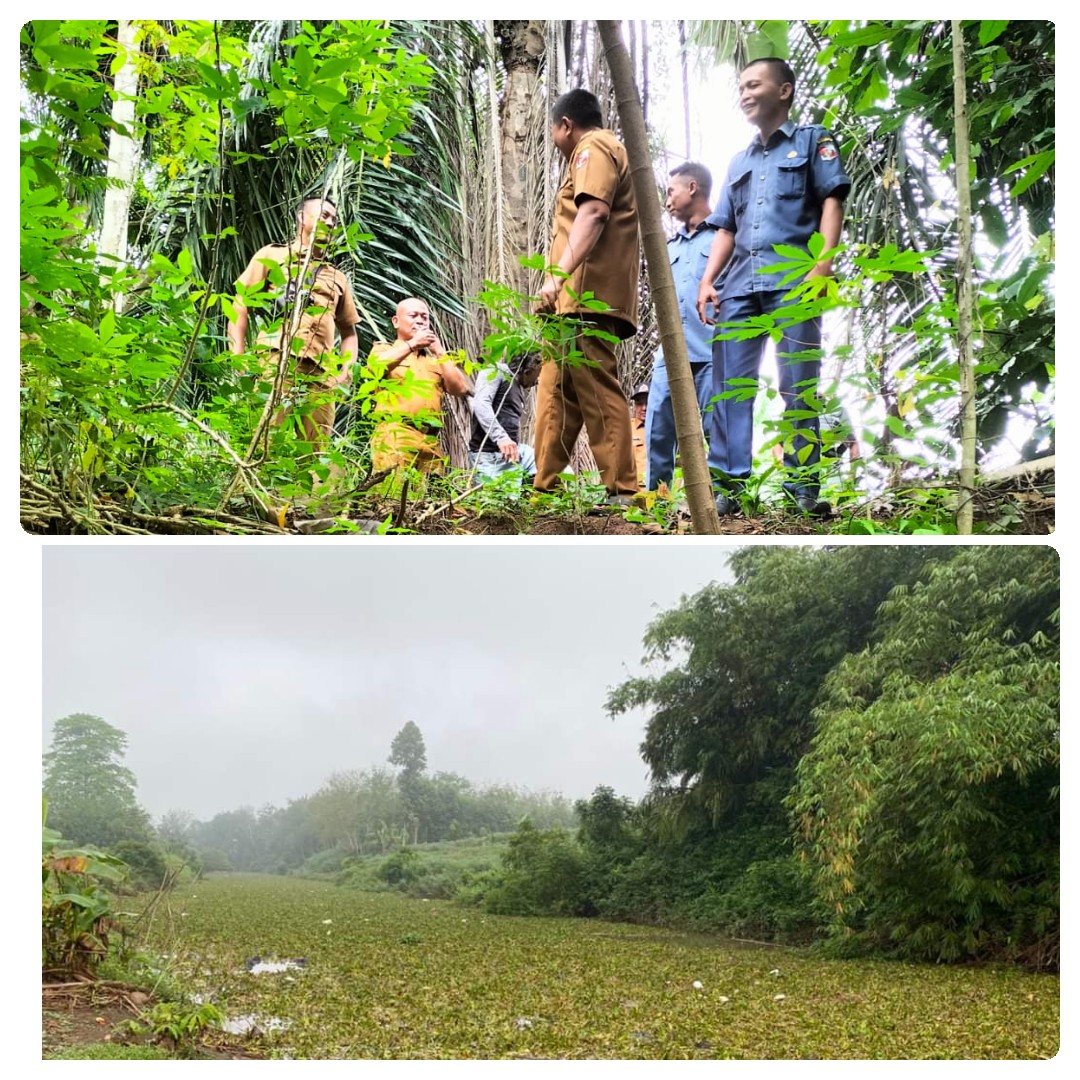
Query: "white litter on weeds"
248 960 304 975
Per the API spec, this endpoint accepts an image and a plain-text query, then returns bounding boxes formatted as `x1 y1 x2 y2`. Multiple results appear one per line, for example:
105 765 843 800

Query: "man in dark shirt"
468 355 541 482
696 58 851 516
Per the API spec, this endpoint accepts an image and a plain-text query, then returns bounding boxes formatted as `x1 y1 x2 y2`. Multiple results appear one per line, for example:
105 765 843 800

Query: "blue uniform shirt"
655 219 719 368
707 120 851 300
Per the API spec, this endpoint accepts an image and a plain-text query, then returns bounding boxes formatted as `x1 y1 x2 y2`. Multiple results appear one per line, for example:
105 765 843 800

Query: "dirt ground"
42 984 260 1060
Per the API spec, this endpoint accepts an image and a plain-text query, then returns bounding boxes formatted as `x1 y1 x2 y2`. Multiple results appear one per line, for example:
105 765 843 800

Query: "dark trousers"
708 291 822 497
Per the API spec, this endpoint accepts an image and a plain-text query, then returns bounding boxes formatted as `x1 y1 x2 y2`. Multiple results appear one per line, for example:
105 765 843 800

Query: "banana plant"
42 798 129 976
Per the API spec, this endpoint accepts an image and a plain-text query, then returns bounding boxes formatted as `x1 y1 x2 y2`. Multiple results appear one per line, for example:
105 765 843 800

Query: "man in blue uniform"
645 162 719 492
696 57 851 516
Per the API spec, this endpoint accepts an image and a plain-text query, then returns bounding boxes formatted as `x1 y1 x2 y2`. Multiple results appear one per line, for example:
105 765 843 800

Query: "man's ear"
780 81 794 103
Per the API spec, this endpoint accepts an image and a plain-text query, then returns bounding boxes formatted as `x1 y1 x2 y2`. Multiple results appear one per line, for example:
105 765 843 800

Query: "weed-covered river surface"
143 874 1058 1059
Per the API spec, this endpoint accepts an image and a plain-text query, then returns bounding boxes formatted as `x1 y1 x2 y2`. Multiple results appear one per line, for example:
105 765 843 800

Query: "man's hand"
696 281 719 325
536 273 561 314
408 328 438 354
497 438 520 464
801 261 836 298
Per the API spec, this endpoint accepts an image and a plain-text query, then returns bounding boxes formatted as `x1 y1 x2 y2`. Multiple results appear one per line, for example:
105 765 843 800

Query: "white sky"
39 543 747 822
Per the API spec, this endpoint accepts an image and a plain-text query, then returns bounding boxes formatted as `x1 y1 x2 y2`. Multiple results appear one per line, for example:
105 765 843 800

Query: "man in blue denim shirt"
644 162 719 491
696 57 850 516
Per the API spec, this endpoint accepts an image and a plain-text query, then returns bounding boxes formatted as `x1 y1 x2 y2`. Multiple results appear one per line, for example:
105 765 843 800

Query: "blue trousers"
644 359 713 491
468 444 537 481
709 291 822 497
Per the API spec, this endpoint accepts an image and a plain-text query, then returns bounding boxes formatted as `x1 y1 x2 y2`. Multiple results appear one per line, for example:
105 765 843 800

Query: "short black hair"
551 88 603 130
669 161 713 201
741 57 796 96
295 195 337 220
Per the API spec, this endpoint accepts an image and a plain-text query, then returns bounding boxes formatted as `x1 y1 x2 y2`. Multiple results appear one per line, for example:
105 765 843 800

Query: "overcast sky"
39 543 756 823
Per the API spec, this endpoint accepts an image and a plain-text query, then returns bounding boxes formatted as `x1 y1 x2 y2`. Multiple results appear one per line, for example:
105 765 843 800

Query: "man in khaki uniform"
534 88 639 501
366 298 469 473
228 196 359 452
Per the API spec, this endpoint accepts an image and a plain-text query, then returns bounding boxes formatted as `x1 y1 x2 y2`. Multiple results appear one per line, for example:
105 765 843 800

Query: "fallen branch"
411 482 485 527
980 454 1055 485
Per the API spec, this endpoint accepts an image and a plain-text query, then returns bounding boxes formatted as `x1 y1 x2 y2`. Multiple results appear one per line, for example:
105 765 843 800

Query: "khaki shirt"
549 128 640 336
244 241 359 374
367 342 447 425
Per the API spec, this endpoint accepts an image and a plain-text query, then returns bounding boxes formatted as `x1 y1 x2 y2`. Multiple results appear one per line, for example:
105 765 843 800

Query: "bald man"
366 298 470 473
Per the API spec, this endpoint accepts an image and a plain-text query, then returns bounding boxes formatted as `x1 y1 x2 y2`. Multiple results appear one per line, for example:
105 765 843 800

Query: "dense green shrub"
378 848 421 886
482 821 586 916
110 840 169 891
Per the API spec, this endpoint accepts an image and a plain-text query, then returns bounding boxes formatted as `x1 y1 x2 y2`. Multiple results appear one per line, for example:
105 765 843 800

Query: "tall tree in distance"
389 721 427 777
389 721 428 844
43 713 151 848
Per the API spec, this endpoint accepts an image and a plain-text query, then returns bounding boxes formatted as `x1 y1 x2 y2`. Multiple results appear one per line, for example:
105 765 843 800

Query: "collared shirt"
655 218 719 368
549 128 640 336
707 120 851 300
244 241 358 373
367 342 447 428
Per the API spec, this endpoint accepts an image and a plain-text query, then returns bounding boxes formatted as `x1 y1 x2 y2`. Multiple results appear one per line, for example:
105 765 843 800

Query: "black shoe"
715 493 737 516
790 493 832 517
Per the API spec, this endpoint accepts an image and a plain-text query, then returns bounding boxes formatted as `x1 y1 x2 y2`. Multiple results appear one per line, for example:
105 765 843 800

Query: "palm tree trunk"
596 20 720 534
100 20 141 313
951 20 977 534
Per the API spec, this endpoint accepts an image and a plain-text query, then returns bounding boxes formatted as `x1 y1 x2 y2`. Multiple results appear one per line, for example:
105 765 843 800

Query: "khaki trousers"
266 358 343 497
533 321 638 495
370 420 445 475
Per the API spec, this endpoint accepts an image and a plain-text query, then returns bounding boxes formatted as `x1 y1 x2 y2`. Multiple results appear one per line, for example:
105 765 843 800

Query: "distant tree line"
41 714 575 884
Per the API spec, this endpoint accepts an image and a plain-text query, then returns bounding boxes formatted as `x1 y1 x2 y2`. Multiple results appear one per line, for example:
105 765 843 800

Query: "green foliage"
389 720 427 777
607 547 939 822
48 1045 173 1060
20 19 449 532
337 835 509 901
110 839 169 892
42 799 129 977
43 713 152 850
483 820 587 917
118 999 224 1054
378 847 421 886
812 19 1054 463
790 546 1059 965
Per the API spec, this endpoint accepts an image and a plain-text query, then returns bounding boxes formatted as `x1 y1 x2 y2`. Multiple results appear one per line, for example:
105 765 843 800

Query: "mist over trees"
41 712 576 877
